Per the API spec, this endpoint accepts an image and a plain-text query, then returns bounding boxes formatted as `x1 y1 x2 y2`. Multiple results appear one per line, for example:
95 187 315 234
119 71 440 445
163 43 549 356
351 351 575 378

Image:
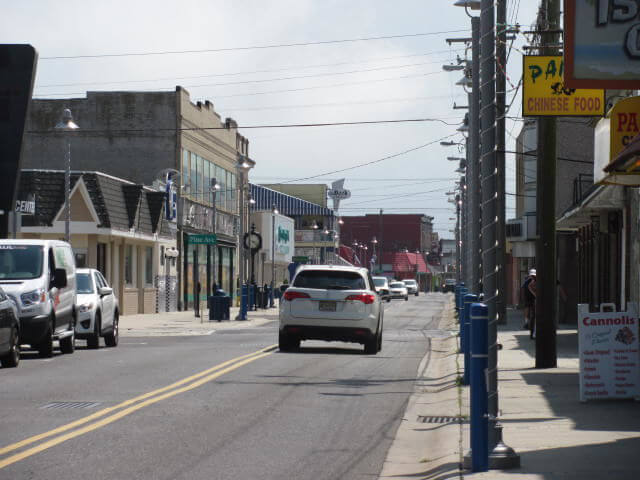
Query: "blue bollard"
248 284 255 311
239 284 248 320
454 285 462 312
457 285 467 311
470 303 489 472
462 294 477 386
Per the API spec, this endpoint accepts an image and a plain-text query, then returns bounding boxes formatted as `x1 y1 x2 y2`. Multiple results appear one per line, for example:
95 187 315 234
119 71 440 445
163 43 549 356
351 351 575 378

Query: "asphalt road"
0 293 449 480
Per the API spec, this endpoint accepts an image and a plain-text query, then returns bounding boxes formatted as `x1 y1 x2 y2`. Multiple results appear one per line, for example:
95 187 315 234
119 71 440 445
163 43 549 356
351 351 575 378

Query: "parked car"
372 276 391 302
279 265 383 354
75 268 119 348
0 286 20 368
442 278 456 293
0 240 76 357
402 279 419 296
389 281 409 301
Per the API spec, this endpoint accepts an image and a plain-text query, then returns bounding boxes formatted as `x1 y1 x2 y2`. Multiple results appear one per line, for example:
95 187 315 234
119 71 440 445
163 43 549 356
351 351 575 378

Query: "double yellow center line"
0 345 277 470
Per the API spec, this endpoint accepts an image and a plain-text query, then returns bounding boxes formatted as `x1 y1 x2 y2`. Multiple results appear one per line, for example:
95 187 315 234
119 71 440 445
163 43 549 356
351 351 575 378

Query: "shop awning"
556 184 624 230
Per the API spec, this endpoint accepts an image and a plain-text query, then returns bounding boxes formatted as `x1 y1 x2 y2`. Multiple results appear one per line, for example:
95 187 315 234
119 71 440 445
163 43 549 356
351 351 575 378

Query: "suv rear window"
293 270 366 290
373 278 387 287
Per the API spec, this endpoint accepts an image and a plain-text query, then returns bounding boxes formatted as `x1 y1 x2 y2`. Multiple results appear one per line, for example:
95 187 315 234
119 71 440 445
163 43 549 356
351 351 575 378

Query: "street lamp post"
312 221 319 264
270 204 278 308
54 109 79 244
236 155 253 320
371 237 378 273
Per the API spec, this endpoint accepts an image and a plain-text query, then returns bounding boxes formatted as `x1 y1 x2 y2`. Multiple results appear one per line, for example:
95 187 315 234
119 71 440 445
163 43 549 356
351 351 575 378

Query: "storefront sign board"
577 303 639 402
565 0 640 89
523 55 604 117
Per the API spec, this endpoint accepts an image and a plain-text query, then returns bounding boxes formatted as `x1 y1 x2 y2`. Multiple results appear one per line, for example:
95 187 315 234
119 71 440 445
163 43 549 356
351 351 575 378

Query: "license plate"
319 301 337 312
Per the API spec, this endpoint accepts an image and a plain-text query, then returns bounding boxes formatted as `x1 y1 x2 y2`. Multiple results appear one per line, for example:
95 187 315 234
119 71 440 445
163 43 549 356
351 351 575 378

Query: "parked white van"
0 240 77 357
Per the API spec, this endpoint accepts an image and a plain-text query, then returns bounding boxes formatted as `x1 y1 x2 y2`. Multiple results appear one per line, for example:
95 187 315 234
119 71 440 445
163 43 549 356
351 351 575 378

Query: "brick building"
340 214 434 255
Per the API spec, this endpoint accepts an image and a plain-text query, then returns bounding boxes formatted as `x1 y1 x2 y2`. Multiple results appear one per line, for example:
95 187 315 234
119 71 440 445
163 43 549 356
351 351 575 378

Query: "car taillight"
283 291 310 301
345 294 376 304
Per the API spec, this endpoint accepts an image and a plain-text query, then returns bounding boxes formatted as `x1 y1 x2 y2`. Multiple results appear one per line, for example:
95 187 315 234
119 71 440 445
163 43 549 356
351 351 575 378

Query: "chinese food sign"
523 55 604 117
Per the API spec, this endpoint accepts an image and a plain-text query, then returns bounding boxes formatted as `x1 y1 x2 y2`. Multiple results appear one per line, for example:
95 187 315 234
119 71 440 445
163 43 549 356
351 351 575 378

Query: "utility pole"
496 0 507 325
471 16 482 295
535 0 559 368
378 209 383 273
481 0 518 468
455 193 461 282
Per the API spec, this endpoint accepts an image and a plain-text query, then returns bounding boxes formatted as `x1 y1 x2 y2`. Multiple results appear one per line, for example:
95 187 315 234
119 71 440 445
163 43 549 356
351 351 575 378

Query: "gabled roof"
18 169 171 238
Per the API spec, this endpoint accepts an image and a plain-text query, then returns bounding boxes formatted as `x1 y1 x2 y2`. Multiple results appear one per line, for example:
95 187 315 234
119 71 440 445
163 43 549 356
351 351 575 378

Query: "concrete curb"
379 297 463 479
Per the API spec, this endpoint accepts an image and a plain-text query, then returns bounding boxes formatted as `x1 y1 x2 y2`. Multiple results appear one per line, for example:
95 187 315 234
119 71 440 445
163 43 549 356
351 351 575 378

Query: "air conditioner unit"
506 218 526 241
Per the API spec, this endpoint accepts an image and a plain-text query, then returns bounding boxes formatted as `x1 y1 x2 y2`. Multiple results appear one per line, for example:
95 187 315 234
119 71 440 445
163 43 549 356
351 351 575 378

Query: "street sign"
189 234 217 245
292 256 309 263
328 188 351 200
523 55 604 117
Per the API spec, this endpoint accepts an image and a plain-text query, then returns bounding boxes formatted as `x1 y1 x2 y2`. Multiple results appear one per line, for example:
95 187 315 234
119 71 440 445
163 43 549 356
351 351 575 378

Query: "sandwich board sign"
577 303 639 402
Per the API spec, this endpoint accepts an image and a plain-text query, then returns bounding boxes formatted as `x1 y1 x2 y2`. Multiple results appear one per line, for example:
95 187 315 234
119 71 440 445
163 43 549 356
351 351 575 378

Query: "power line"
40 30 471 60
220 95 467 113
34 70 450 99
27 117 462 136
277 134 458 184
345 187 452 206
36 49 466 89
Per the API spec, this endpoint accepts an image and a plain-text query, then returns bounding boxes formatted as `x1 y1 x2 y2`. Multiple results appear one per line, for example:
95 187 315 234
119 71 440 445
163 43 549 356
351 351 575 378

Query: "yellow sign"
610 96 640 160
523 56 604 117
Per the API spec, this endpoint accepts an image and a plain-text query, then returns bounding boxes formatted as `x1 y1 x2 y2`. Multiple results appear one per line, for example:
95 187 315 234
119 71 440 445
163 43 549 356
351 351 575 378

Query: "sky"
1 0 540 238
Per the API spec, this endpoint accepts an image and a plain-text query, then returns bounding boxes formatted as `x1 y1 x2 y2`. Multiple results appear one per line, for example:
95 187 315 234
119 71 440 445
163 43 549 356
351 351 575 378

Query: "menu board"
577 303 639 402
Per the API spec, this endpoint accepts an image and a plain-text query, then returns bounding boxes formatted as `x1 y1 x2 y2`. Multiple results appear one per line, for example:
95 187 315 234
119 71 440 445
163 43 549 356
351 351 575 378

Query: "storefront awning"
556 185 624 230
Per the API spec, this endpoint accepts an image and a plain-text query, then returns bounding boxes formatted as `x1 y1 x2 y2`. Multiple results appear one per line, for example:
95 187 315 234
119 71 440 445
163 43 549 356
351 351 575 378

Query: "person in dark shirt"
521 269 536 336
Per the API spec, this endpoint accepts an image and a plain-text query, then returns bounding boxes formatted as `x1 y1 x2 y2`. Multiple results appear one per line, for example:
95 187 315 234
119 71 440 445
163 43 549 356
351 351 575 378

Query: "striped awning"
250 184 334 217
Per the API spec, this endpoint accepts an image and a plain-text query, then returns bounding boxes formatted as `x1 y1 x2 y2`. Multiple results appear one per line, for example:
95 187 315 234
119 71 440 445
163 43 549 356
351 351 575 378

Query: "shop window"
144 246 153 286
125 244 136 286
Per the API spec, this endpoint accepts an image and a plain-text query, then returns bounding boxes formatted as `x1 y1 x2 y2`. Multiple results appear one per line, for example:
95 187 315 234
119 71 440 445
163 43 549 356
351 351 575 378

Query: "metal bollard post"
470 302 489 472
463 293 478 386
239 284 248 320
457 286 468 336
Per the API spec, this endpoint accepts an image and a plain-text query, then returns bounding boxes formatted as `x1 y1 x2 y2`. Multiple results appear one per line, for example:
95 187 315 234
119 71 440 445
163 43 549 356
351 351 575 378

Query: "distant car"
442 278 456 293
402 279 419 296
389 281 409 301
279 265 383 354
0 286 20 368
75 269 119 348
372 276 391 302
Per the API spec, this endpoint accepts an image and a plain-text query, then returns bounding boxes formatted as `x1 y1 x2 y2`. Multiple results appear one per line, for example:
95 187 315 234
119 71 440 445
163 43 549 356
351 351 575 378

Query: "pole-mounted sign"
565 0 640 89
0 45 38 238
523 55 605 117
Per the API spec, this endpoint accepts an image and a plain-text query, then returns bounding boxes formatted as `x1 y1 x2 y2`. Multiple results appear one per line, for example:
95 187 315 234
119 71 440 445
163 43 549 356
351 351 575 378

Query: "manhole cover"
417 415 465 424
41 402 101 410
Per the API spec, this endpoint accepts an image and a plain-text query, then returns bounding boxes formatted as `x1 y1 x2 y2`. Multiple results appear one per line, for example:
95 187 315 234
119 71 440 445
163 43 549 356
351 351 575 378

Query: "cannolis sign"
578 303 639 402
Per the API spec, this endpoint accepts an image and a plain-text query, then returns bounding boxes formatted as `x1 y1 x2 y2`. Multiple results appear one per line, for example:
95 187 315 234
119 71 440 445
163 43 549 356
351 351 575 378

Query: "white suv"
279 265 383 354
403 279 419 296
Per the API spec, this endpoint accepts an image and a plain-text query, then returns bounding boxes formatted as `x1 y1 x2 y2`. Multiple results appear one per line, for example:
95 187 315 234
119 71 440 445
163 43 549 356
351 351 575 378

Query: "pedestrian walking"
520 269 536 336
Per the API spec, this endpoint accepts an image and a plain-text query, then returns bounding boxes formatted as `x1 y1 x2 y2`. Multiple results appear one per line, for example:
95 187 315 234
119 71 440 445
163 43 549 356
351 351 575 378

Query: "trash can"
208 289 230 321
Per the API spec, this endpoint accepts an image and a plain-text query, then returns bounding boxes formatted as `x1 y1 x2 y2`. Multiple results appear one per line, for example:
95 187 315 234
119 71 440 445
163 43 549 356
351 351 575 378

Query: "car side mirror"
54 268 67 288
99 286 113 297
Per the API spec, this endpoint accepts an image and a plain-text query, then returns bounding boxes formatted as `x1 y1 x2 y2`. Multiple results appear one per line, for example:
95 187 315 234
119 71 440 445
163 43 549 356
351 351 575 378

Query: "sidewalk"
381 303 640 480
119 305 279 337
